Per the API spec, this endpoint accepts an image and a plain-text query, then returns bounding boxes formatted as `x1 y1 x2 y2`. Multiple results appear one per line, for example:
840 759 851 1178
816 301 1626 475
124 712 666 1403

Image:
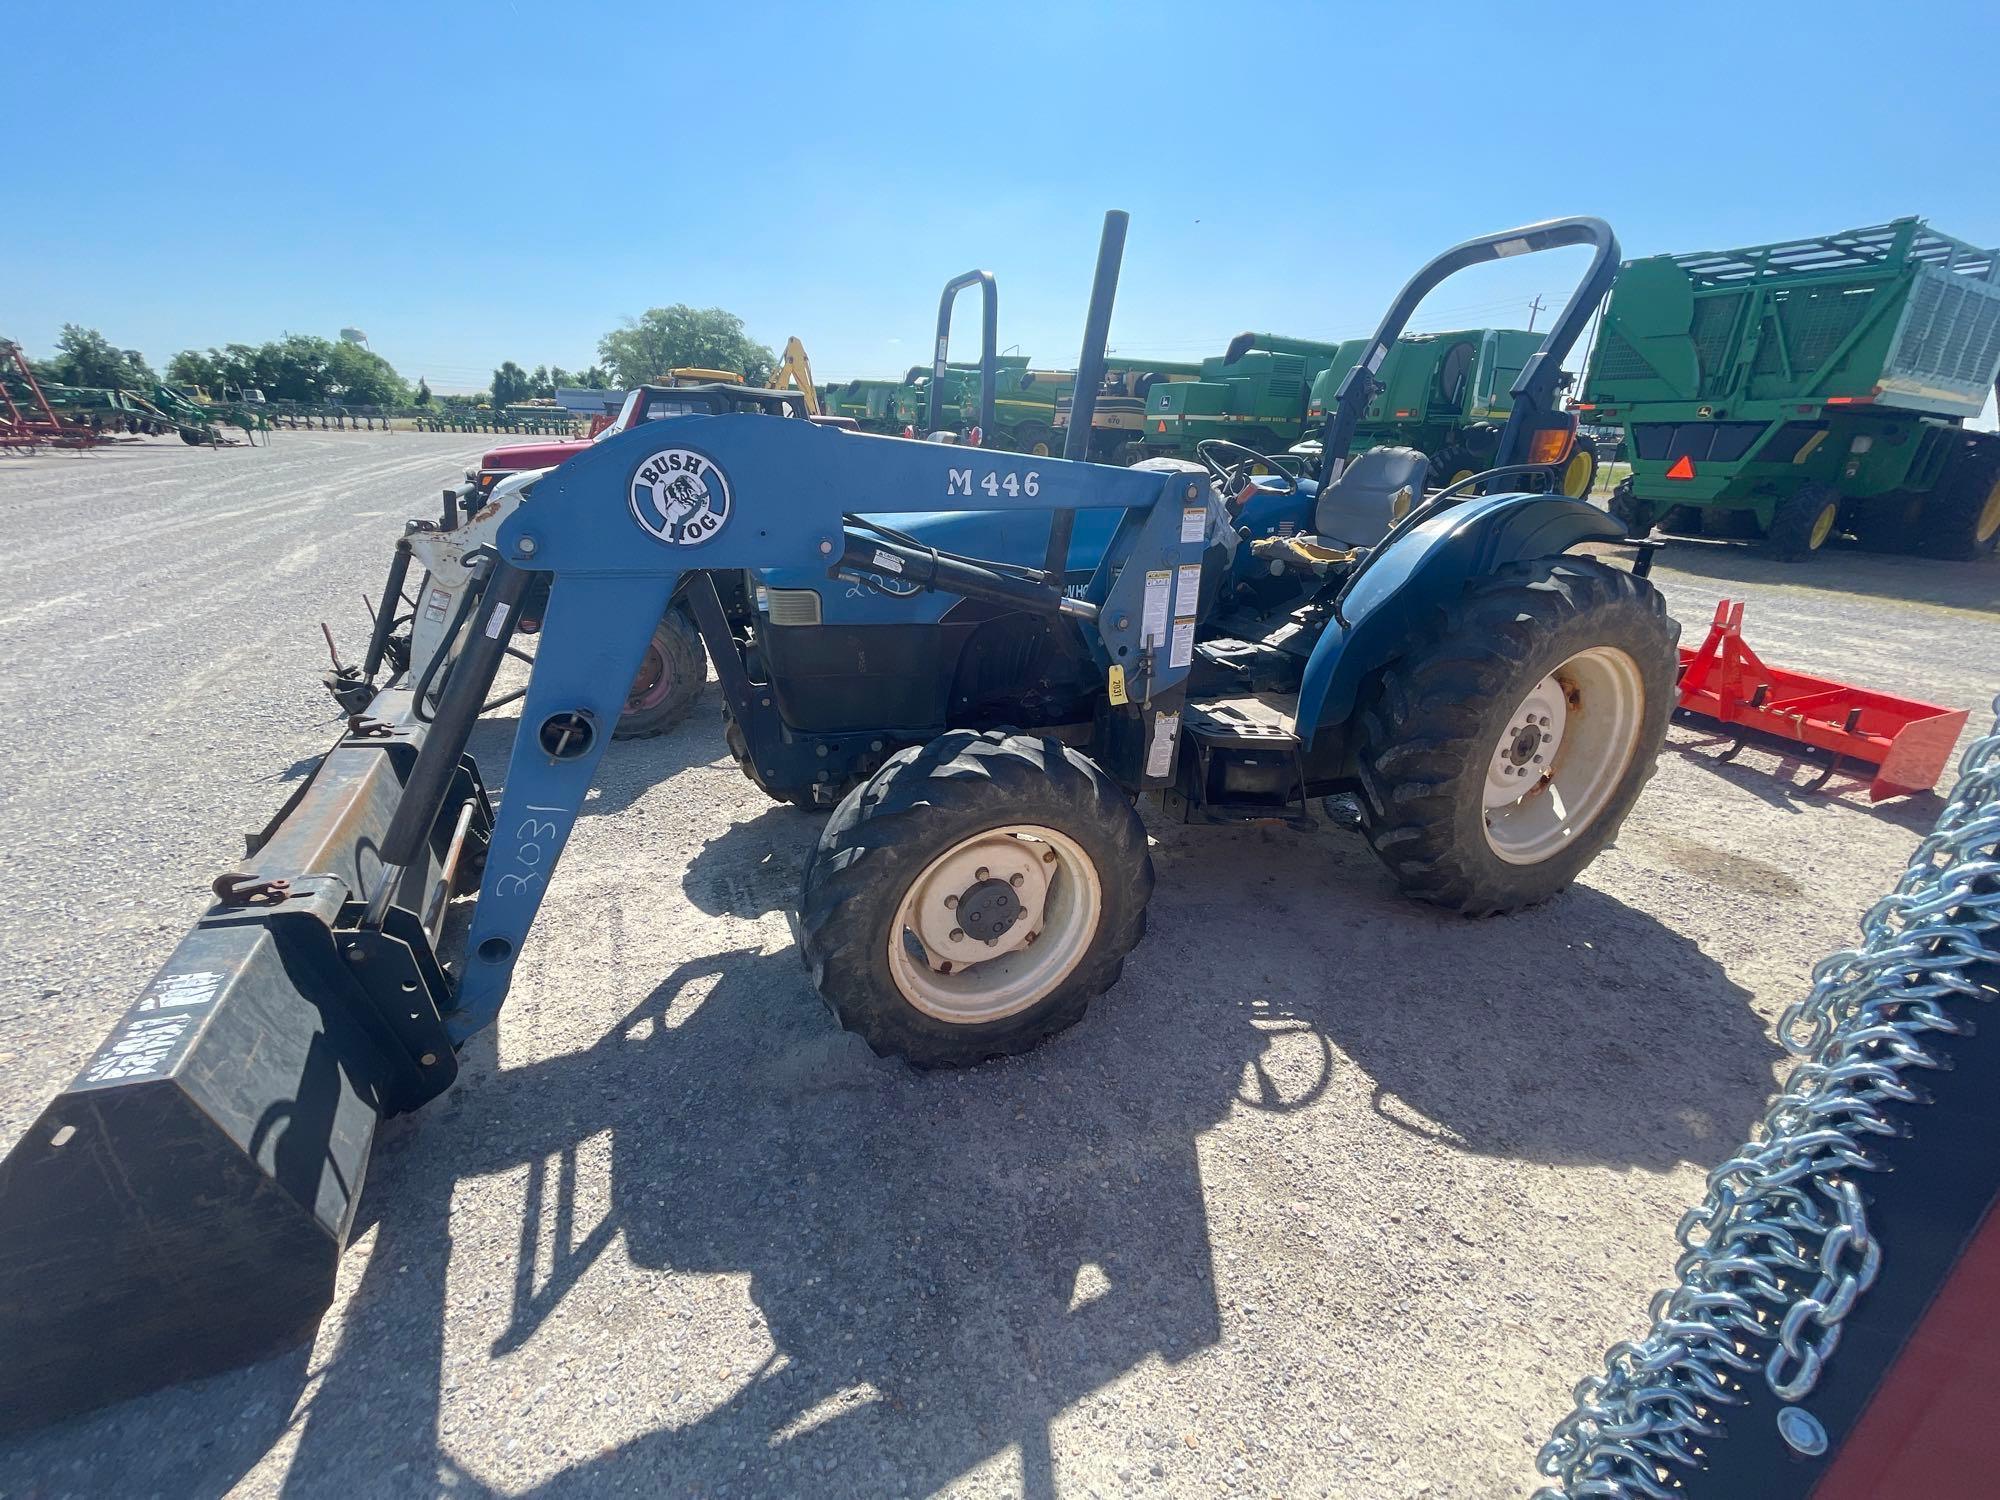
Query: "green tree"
580 364 612 388
41 325 157 390
166 335 411 406
166 348 222 392
491 361 531 406
597 306 773 387
325 339 410 406
415 378 433 406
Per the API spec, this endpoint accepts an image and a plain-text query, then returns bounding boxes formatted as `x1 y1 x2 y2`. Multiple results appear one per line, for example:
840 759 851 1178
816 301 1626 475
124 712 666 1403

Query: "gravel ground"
0 432 1995 1499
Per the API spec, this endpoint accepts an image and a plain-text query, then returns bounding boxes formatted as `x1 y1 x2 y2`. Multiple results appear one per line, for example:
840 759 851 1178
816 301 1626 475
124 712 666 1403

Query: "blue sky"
8 1 1999 400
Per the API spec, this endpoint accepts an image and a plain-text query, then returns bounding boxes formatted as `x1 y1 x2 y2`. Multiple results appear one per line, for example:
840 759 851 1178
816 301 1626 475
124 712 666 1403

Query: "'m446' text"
946 468 1041 499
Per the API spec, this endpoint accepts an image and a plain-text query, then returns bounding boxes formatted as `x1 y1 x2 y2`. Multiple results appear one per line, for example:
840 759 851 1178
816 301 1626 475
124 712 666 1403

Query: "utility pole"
1526 294 1546 333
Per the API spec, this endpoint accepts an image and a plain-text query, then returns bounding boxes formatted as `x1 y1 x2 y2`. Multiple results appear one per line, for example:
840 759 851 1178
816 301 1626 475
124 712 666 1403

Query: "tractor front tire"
1917 439 2000 560
1354 556 1678 915
1606 477 1655 537
1764 481 1842 561
614 607 707 739
799 730 1152 1067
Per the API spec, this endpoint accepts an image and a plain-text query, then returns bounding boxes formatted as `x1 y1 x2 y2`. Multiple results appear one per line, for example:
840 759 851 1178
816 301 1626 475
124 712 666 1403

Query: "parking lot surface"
1 432 1995 1497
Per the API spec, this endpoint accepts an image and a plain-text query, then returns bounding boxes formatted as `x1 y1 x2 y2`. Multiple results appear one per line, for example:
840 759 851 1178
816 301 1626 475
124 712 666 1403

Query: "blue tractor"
710 215 1673 1062
0 213 1677 1431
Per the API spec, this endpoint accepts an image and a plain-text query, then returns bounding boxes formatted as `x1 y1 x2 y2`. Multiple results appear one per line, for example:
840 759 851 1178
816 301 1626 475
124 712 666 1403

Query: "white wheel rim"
1482 647 1645 865
886 824 1103 1024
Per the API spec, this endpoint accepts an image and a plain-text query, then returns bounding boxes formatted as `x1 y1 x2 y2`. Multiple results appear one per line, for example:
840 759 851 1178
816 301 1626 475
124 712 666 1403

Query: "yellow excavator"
764 336 820 415
650 337 819 415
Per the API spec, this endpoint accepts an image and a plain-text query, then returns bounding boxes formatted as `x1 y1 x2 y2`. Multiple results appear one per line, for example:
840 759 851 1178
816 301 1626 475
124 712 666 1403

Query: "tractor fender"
1294 492 1625 742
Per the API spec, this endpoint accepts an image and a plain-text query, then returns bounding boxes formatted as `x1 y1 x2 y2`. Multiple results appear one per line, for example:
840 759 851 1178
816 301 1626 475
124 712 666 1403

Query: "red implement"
1676 599 1968 801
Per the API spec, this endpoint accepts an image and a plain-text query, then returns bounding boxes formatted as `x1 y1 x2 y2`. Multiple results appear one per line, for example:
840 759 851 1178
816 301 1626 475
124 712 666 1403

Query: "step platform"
1163 692 1313 826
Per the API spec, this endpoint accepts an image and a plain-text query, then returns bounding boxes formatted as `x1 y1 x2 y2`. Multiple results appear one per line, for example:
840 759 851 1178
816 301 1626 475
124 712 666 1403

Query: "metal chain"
1534 695 2000 1500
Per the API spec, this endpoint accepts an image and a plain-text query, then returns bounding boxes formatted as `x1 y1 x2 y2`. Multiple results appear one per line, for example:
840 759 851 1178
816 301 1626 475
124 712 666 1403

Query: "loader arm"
399 413 1203 1038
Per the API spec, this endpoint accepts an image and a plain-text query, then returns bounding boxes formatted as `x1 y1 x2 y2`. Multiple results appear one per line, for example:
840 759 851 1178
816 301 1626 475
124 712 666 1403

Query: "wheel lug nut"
974 866 989 881
950 928 964 942
1042 850 1056 863
1539 715 1550 726
1009 873 1024 888
985 937 998 947
944 894 959 910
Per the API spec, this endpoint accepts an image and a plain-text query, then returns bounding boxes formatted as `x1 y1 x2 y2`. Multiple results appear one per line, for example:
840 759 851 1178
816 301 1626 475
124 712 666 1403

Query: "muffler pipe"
1045 209 1128 583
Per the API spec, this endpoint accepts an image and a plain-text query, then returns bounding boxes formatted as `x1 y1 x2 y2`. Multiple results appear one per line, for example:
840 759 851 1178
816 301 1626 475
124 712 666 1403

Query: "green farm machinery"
891 355 1200 459
1138 332 1347 459
888 353 1032 438
1289 328 1598 497
0 357 267 447
149 383 271 444
823 376 905 431
1581 217 2000 560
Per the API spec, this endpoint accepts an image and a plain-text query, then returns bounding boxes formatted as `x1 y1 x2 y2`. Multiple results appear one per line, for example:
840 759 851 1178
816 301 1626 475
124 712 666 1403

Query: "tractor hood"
480 436 590 474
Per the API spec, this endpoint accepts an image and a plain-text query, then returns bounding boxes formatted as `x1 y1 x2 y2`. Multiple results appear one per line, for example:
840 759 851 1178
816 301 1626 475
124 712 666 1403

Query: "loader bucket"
0 689 488 1433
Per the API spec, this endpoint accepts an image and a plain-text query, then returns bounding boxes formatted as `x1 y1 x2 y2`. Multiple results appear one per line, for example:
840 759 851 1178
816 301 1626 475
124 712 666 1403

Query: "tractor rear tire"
614 607 707 739
1561 436 1599 499
1354 556 1677 915
1606 477 1655 537
1431 445 1480 490
798 730 1152 1067
1013 421 1055 458
1764 481 1842 561
1916 439 2000 560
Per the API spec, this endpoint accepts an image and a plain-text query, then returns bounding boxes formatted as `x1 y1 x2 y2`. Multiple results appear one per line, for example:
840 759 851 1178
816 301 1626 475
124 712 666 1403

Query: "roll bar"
925 270 998 439
1313 217 1621 489
1043 210 1130 579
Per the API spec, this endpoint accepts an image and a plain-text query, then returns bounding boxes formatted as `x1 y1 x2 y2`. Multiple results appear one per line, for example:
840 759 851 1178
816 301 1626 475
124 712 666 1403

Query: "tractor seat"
1311 446 1429 548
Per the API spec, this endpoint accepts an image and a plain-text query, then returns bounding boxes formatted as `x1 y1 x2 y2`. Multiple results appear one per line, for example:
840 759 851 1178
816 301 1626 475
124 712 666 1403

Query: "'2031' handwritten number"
496 807 566 898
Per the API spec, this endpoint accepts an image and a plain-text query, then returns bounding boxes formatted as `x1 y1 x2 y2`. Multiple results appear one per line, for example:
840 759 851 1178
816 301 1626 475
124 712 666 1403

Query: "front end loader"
325 381 822 741
0 212 1678 1433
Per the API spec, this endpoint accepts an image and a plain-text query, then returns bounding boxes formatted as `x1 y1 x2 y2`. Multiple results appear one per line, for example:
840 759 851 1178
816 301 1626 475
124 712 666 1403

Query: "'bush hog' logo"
630 448 730 546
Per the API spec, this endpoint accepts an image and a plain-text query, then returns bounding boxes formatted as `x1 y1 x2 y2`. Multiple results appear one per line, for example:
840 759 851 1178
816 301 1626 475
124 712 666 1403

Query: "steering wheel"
1195 439 1298 497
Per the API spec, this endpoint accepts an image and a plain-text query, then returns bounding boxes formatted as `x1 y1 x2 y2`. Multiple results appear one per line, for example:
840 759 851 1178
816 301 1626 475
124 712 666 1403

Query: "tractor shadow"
679 802 826 918
273 942 1245 1498
0 804 1779 1499
463 703 723 822
1648 534 2000 613
1142 816 1781 1172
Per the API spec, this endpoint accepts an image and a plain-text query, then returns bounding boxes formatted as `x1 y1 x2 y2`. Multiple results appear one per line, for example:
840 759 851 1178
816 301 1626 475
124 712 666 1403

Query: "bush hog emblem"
630 447 730 545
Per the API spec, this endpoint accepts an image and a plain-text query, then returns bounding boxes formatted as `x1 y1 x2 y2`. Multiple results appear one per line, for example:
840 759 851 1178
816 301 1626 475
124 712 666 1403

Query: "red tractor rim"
626 639 670 712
